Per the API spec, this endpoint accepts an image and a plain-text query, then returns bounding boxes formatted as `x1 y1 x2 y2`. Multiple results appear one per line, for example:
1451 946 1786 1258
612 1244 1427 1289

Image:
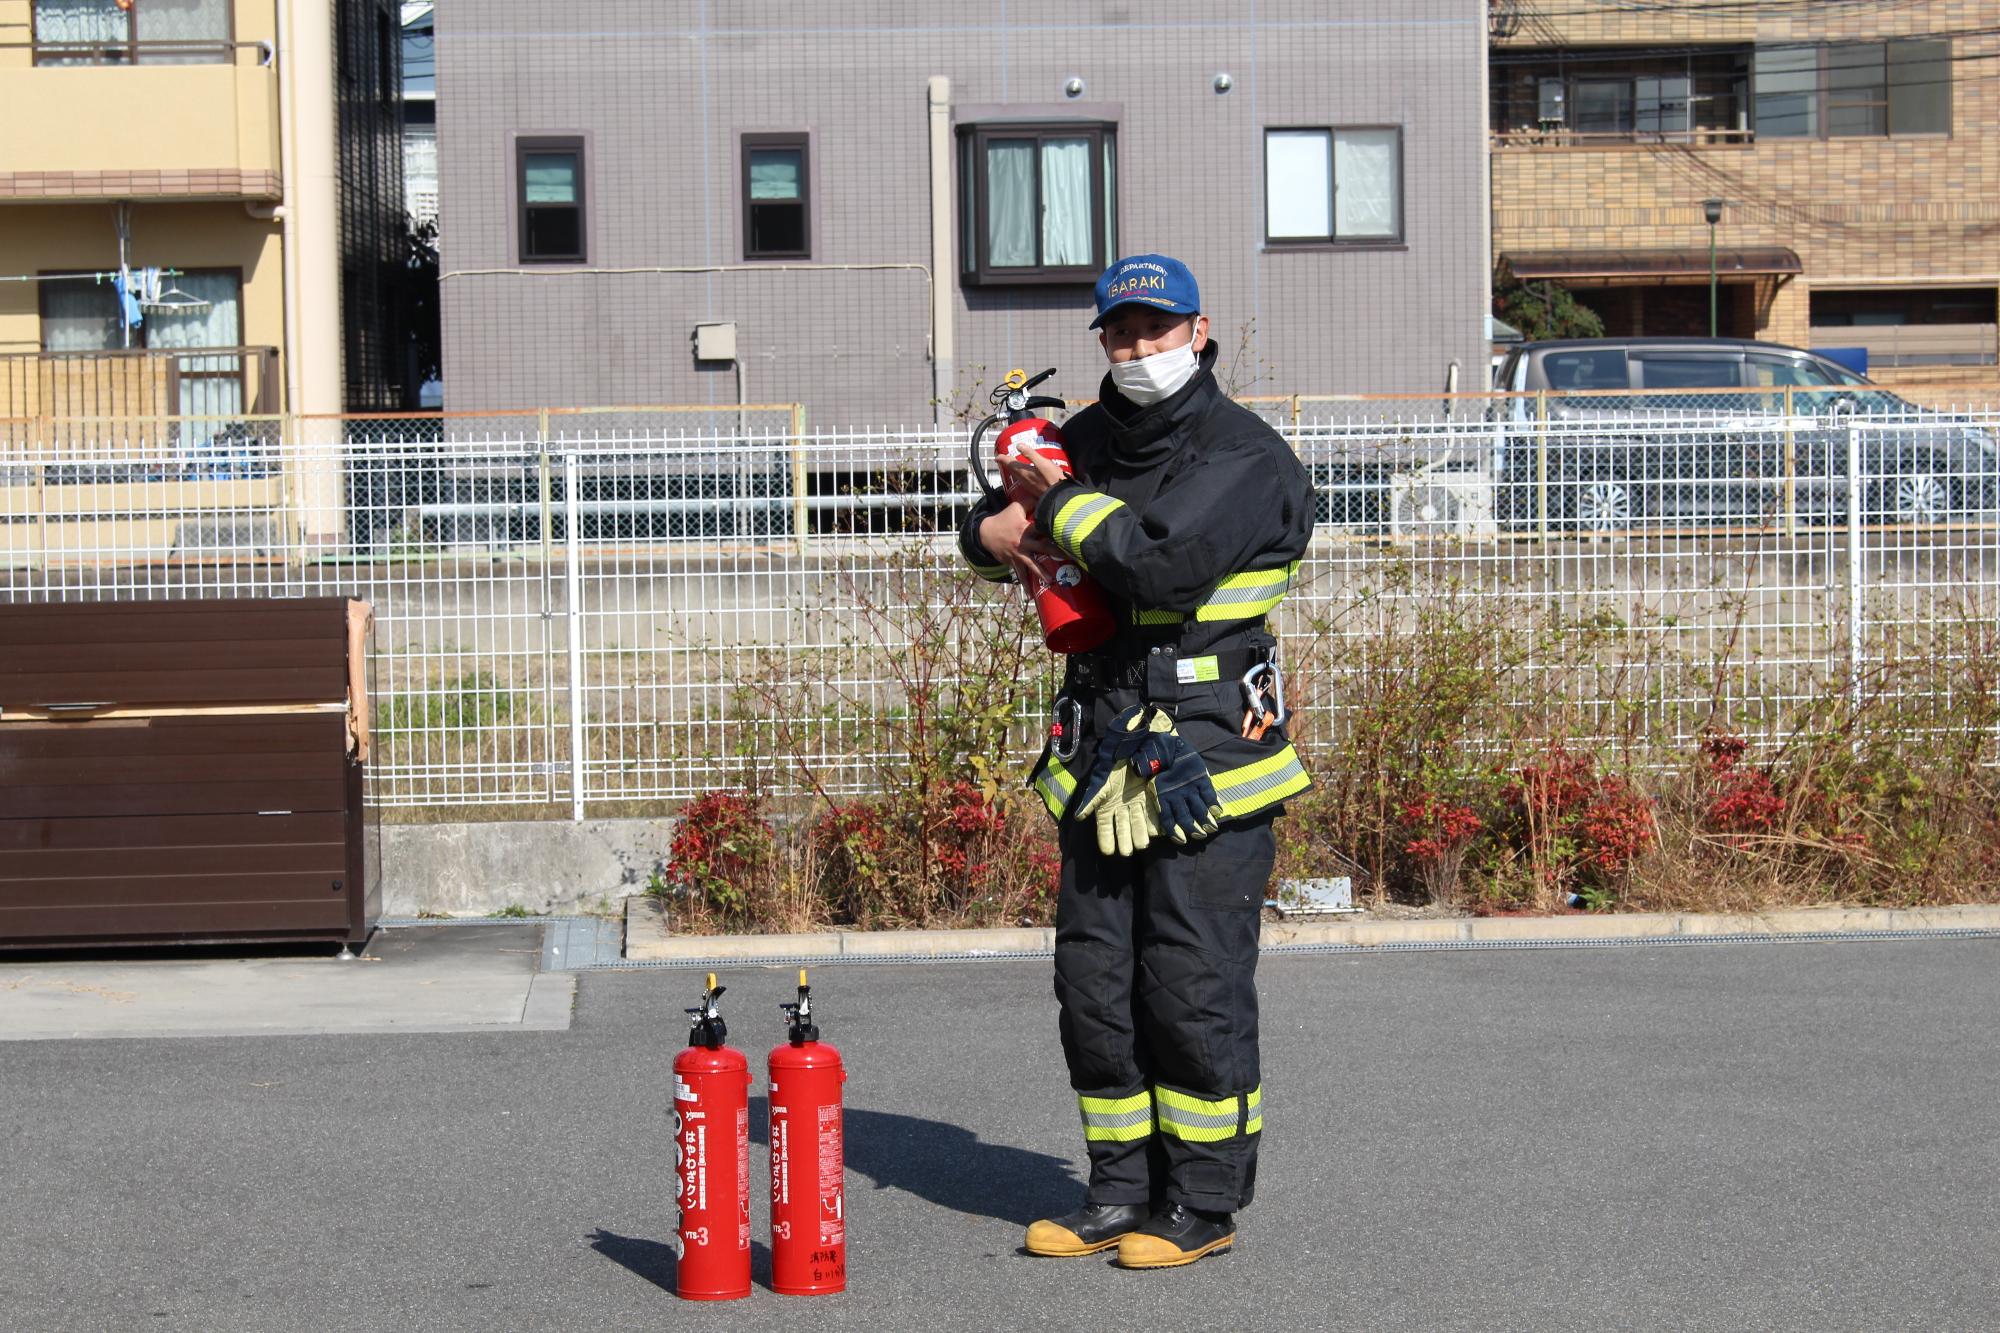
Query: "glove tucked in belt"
1130 709 1225 843
1072 705 1161 857
1071 704 1224 855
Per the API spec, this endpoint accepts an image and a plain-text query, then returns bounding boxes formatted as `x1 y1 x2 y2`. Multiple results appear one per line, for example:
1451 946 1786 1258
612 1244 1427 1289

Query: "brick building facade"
1490 0 2000 382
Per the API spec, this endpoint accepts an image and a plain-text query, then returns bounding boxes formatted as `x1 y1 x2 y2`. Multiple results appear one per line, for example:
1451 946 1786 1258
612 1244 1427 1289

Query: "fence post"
1781 386 1797 537
563 446 587 822
791 403 808 556
280 412 306 565
537 409 557 805
1534 391 1549 541
31 460 47 574
1846 411 1864 713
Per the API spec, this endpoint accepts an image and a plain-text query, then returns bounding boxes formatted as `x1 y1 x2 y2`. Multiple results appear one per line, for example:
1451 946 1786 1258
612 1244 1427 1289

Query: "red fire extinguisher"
768 969 847 1296
673 973 752 1302
971 368 1115 654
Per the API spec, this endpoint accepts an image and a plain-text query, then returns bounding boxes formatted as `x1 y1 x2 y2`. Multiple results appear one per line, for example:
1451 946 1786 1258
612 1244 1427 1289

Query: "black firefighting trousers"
1052 810 1273 1214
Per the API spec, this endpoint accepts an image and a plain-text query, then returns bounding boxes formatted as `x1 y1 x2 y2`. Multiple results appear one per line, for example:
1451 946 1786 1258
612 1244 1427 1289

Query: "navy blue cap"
1089 253 1201 329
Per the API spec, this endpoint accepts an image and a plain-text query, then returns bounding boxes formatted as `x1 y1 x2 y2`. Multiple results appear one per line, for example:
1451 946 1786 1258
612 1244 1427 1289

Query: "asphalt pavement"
2 933 1997 1331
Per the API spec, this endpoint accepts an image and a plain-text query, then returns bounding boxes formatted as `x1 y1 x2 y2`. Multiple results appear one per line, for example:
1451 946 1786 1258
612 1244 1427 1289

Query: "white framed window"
1264 127 1402 245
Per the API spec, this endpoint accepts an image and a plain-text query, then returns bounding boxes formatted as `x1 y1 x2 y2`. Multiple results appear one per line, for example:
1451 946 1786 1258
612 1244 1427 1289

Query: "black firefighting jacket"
958 341 1315 825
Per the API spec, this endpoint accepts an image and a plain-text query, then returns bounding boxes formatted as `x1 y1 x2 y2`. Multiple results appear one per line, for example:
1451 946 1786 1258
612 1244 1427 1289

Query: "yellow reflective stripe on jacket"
1129 561 1300 626
1193 562 1299 622
1245 1085 1264 1135
1210 744 1311 819
968 556 1010 582
1034 751 1078 820
1156 1087 1242 1143
1051 491 1126 565
1078 1089 1153 1142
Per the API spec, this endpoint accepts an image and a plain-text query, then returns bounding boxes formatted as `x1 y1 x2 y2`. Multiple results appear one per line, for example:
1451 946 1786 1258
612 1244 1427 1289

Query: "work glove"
1129 710 1225 844
1071 706 1163 857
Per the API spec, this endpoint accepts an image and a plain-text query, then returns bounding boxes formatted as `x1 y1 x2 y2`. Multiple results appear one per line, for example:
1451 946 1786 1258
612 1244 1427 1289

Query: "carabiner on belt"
1050 693 1083 763
1239 661 1287 741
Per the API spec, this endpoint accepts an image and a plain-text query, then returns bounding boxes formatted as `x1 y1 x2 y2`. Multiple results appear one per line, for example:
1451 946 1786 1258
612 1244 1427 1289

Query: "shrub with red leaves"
1497 743 1657 903
666 790 777 917
1576 776 1657 873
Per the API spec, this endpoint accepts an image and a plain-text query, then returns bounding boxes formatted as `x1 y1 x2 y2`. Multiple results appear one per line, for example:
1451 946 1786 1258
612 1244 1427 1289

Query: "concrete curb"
621 900 2000 963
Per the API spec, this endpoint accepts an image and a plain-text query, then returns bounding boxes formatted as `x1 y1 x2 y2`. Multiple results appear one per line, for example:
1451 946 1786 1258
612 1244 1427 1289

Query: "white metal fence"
4 387 1996 812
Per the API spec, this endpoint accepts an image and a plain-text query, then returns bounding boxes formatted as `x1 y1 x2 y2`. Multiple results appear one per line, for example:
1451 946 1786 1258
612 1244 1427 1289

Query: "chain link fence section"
2 390 1996 810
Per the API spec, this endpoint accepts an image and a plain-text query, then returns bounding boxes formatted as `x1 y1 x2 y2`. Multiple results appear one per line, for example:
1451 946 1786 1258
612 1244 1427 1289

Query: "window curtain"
1334 129 1398 238
748 149 801 201
1039 137 1092 266
524 154 579 204
138 0 230 64
146 273 244 417
40 280 123 352
985 140 1035 267
33 0 127 60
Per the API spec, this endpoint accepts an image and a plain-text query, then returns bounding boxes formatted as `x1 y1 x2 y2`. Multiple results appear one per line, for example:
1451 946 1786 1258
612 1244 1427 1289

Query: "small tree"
1494 274 1604 342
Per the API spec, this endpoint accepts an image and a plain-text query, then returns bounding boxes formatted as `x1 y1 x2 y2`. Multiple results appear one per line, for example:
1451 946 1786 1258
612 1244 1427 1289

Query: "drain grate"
570 926 2000 970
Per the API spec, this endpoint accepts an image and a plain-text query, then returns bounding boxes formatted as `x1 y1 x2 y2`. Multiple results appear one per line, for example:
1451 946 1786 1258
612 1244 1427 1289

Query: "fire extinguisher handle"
967 412 1006 503
1018 395 1067 415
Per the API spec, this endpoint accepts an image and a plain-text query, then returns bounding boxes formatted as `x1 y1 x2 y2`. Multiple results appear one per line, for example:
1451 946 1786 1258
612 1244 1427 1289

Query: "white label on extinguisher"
736 1104 751 1250
770 1112 789 1205
818 1103 844 1246
681 1115 707 1214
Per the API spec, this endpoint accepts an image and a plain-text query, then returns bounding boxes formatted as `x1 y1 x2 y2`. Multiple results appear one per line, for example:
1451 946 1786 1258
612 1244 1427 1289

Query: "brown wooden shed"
0 597 379 950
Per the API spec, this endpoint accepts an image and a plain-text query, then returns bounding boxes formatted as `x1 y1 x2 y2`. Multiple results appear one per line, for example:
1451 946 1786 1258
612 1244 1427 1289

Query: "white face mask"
1108 337 1200 406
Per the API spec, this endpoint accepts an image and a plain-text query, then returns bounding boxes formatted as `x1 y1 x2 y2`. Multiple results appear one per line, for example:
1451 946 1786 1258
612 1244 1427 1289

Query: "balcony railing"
1490 127 1755 149
0 347 280 450
1807 324 2000 370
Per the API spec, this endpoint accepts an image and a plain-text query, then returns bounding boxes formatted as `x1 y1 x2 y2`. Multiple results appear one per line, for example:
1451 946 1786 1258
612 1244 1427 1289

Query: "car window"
1540 349 1627 391
1634 356 1742 390
1746 356 1835 387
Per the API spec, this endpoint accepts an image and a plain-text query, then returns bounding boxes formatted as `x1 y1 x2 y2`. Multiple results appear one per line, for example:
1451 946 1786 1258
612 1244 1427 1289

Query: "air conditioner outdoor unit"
1389 467 1498 540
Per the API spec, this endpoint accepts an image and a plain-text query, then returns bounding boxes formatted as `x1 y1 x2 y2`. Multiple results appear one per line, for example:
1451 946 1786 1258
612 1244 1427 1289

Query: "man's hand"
1006 444 1067 506
977 501 1059 586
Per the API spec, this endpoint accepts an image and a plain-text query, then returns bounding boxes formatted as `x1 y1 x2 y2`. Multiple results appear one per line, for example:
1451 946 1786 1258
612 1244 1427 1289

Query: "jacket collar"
1094 340 1224 462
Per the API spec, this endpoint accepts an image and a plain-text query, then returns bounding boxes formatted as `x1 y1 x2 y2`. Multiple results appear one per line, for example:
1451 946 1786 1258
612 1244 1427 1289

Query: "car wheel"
1866 452 1957 525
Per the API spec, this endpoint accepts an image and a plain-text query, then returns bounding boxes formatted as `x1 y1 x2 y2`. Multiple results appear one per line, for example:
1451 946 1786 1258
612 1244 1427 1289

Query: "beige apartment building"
1490 0 2000 384
0 0 405 424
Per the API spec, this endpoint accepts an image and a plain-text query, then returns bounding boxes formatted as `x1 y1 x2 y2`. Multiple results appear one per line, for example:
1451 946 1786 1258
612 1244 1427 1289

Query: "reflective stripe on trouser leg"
1054 820 1153 1205
1156 1085 1262 1143
1078 1088 1153 1142
1134 814 1274 1212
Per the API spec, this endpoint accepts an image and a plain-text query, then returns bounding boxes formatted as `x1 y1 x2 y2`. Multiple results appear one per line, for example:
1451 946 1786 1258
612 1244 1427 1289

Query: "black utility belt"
1066 646 1273 693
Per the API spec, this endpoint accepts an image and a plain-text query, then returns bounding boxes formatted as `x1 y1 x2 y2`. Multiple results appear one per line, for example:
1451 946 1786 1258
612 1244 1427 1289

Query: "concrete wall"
438 0 1492 426
381 816 672 915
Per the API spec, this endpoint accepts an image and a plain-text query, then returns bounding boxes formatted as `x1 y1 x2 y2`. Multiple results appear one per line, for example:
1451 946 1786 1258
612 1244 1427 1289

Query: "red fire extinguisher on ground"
673 973 752 1302
971 368 1115 654
768 969 847 1296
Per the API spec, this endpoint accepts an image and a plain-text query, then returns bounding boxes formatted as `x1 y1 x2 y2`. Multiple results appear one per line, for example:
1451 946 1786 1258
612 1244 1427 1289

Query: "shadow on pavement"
751 1094 1081 1228
588 1228 775 1295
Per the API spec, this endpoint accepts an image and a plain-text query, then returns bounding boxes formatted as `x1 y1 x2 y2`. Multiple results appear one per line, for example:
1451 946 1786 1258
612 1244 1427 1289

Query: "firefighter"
958 253 1314 1269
